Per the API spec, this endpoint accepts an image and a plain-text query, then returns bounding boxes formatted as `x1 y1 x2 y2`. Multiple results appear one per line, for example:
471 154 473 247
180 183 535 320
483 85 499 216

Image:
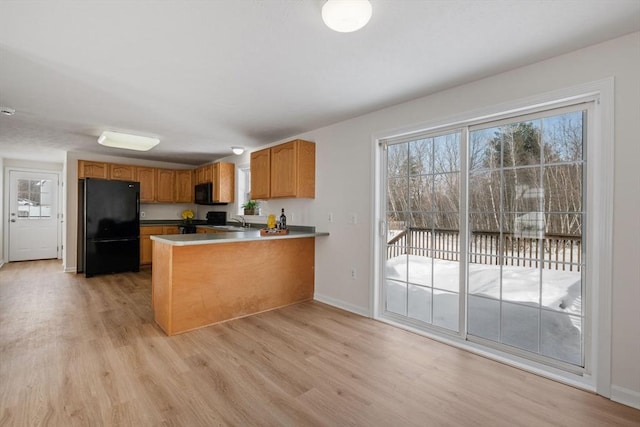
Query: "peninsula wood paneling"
151 241 172 323
152 238 314 335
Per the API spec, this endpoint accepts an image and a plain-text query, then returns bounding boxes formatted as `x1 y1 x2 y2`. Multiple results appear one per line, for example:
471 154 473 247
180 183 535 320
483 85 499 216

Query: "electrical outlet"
328 212 334 222
140 211 146 218
349 212 358 225
351 268 357 279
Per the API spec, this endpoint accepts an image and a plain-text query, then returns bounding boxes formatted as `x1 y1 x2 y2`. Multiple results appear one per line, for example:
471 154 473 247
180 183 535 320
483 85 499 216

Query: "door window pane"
500 121 542 168
541 310 582 365
501 302 540 353
409 139 432 175
433 289 458 330
544 164 582 213
16 179 53 218
542 111 583 163
385 279 407 316
468 295 500 341
408 252 432 286
408 284 432 323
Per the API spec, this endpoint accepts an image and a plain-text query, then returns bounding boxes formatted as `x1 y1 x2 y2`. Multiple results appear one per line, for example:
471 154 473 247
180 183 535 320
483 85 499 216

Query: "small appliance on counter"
206 211 227 226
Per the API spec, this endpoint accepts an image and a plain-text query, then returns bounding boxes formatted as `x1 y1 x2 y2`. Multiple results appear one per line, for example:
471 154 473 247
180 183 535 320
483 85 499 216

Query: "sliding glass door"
384 131 461 333
382 104 587 370
467 108 585 366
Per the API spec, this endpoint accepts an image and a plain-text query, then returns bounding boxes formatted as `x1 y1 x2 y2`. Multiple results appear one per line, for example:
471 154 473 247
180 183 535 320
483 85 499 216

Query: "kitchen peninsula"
151 229 327 335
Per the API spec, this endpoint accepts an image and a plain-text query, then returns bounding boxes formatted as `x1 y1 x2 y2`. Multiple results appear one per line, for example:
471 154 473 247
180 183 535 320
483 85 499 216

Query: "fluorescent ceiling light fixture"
98 131 160 151
322 0 372 33
231 147 245 155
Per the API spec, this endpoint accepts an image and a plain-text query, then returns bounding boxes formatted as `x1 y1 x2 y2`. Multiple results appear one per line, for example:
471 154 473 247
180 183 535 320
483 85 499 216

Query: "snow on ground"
385 255 582 365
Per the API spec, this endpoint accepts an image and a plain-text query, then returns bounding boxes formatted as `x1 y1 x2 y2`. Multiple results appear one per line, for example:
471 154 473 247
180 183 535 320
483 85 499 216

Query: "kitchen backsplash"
140 203 197 220
141 198 314 226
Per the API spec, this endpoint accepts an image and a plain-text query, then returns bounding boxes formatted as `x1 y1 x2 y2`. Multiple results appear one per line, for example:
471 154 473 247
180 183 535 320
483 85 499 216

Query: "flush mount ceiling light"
231 147 245 155
98 131 160 151
322 0 372 33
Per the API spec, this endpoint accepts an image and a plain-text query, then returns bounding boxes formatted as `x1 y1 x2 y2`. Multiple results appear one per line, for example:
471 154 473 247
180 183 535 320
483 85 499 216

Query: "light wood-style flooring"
1 260 638 426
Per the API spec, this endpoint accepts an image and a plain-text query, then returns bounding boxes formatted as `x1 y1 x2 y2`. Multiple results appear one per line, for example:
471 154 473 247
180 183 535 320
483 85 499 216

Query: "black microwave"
194 182 213 205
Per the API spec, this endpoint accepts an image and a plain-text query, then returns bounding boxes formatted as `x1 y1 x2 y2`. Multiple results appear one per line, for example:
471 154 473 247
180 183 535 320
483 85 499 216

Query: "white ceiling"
1 0 639 165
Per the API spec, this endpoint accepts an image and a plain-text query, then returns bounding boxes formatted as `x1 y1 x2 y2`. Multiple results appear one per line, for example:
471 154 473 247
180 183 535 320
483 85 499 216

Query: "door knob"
10 219 16 222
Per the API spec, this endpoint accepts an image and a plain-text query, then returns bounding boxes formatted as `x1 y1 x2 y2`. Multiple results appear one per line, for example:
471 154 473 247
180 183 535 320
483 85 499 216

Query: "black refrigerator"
77 178 140 277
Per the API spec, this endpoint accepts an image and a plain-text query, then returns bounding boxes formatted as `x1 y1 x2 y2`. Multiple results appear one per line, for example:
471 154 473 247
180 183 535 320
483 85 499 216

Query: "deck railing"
387 227 582 272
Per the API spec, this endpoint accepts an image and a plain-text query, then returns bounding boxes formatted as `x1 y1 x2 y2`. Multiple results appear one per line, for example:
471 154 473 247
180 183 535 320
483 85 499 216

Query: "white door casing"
8 170 60 261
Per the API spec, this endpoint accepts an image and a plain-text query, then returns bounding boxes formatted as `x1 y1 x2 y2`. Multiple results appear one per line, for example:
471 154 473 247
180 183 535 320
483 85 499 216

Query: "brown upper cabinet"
174 170 194 203
78 160 108 179
212 162 235 203
78 159 228 204
109 164 136 181
195 164 212 185
136 167 156 203
156 169 175 203
251 139 315 199
250 148 271 199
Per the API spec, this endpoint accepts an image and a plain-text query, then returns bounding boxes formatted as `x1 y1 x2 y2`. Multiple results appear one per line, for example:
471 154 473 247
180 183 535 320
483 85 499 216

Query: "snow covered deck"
385 255 582 365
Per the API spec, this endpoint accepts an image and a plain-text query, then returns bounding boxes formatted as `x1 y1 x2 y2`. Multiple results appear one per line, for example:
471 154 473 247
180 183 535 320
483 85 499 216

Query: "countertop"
150 229 329 246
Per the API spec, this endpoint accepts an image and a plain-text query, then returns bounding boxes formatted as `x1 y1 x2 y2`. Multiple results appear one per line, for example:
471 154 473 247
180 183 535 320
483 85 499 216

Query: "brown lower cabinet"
140 226 180 265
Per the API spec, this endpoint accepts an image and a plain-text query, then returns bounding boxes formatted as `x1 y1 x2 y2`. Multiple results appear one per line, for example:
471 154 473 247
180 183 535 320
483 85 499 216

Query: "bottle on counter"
279 208 287 230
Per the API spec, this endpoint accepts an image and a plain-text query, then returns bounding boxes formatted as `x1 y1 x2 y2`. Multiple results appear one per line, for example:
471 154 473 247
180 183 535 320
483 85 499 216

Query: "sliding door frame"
371 78 614 396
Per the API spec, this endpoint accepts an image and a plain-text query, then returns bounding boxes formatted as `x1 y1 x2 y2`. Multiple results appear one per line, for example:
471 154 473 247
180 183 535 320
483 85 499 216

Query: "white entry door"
8 170 60 261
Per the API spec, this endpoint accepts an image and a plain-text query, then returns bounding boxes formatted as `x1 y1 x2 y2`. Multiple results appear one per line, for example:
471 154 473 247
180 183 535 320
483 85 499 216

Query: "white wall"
237 33 639 406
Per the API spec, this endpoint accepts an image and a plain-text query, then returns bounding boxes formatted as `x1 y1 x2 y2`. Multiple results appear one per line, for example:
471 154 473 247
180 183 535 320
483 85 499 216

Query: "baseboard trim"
611 385 640 410
64 266 77 273
313 293 370 317
0 259 4 269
